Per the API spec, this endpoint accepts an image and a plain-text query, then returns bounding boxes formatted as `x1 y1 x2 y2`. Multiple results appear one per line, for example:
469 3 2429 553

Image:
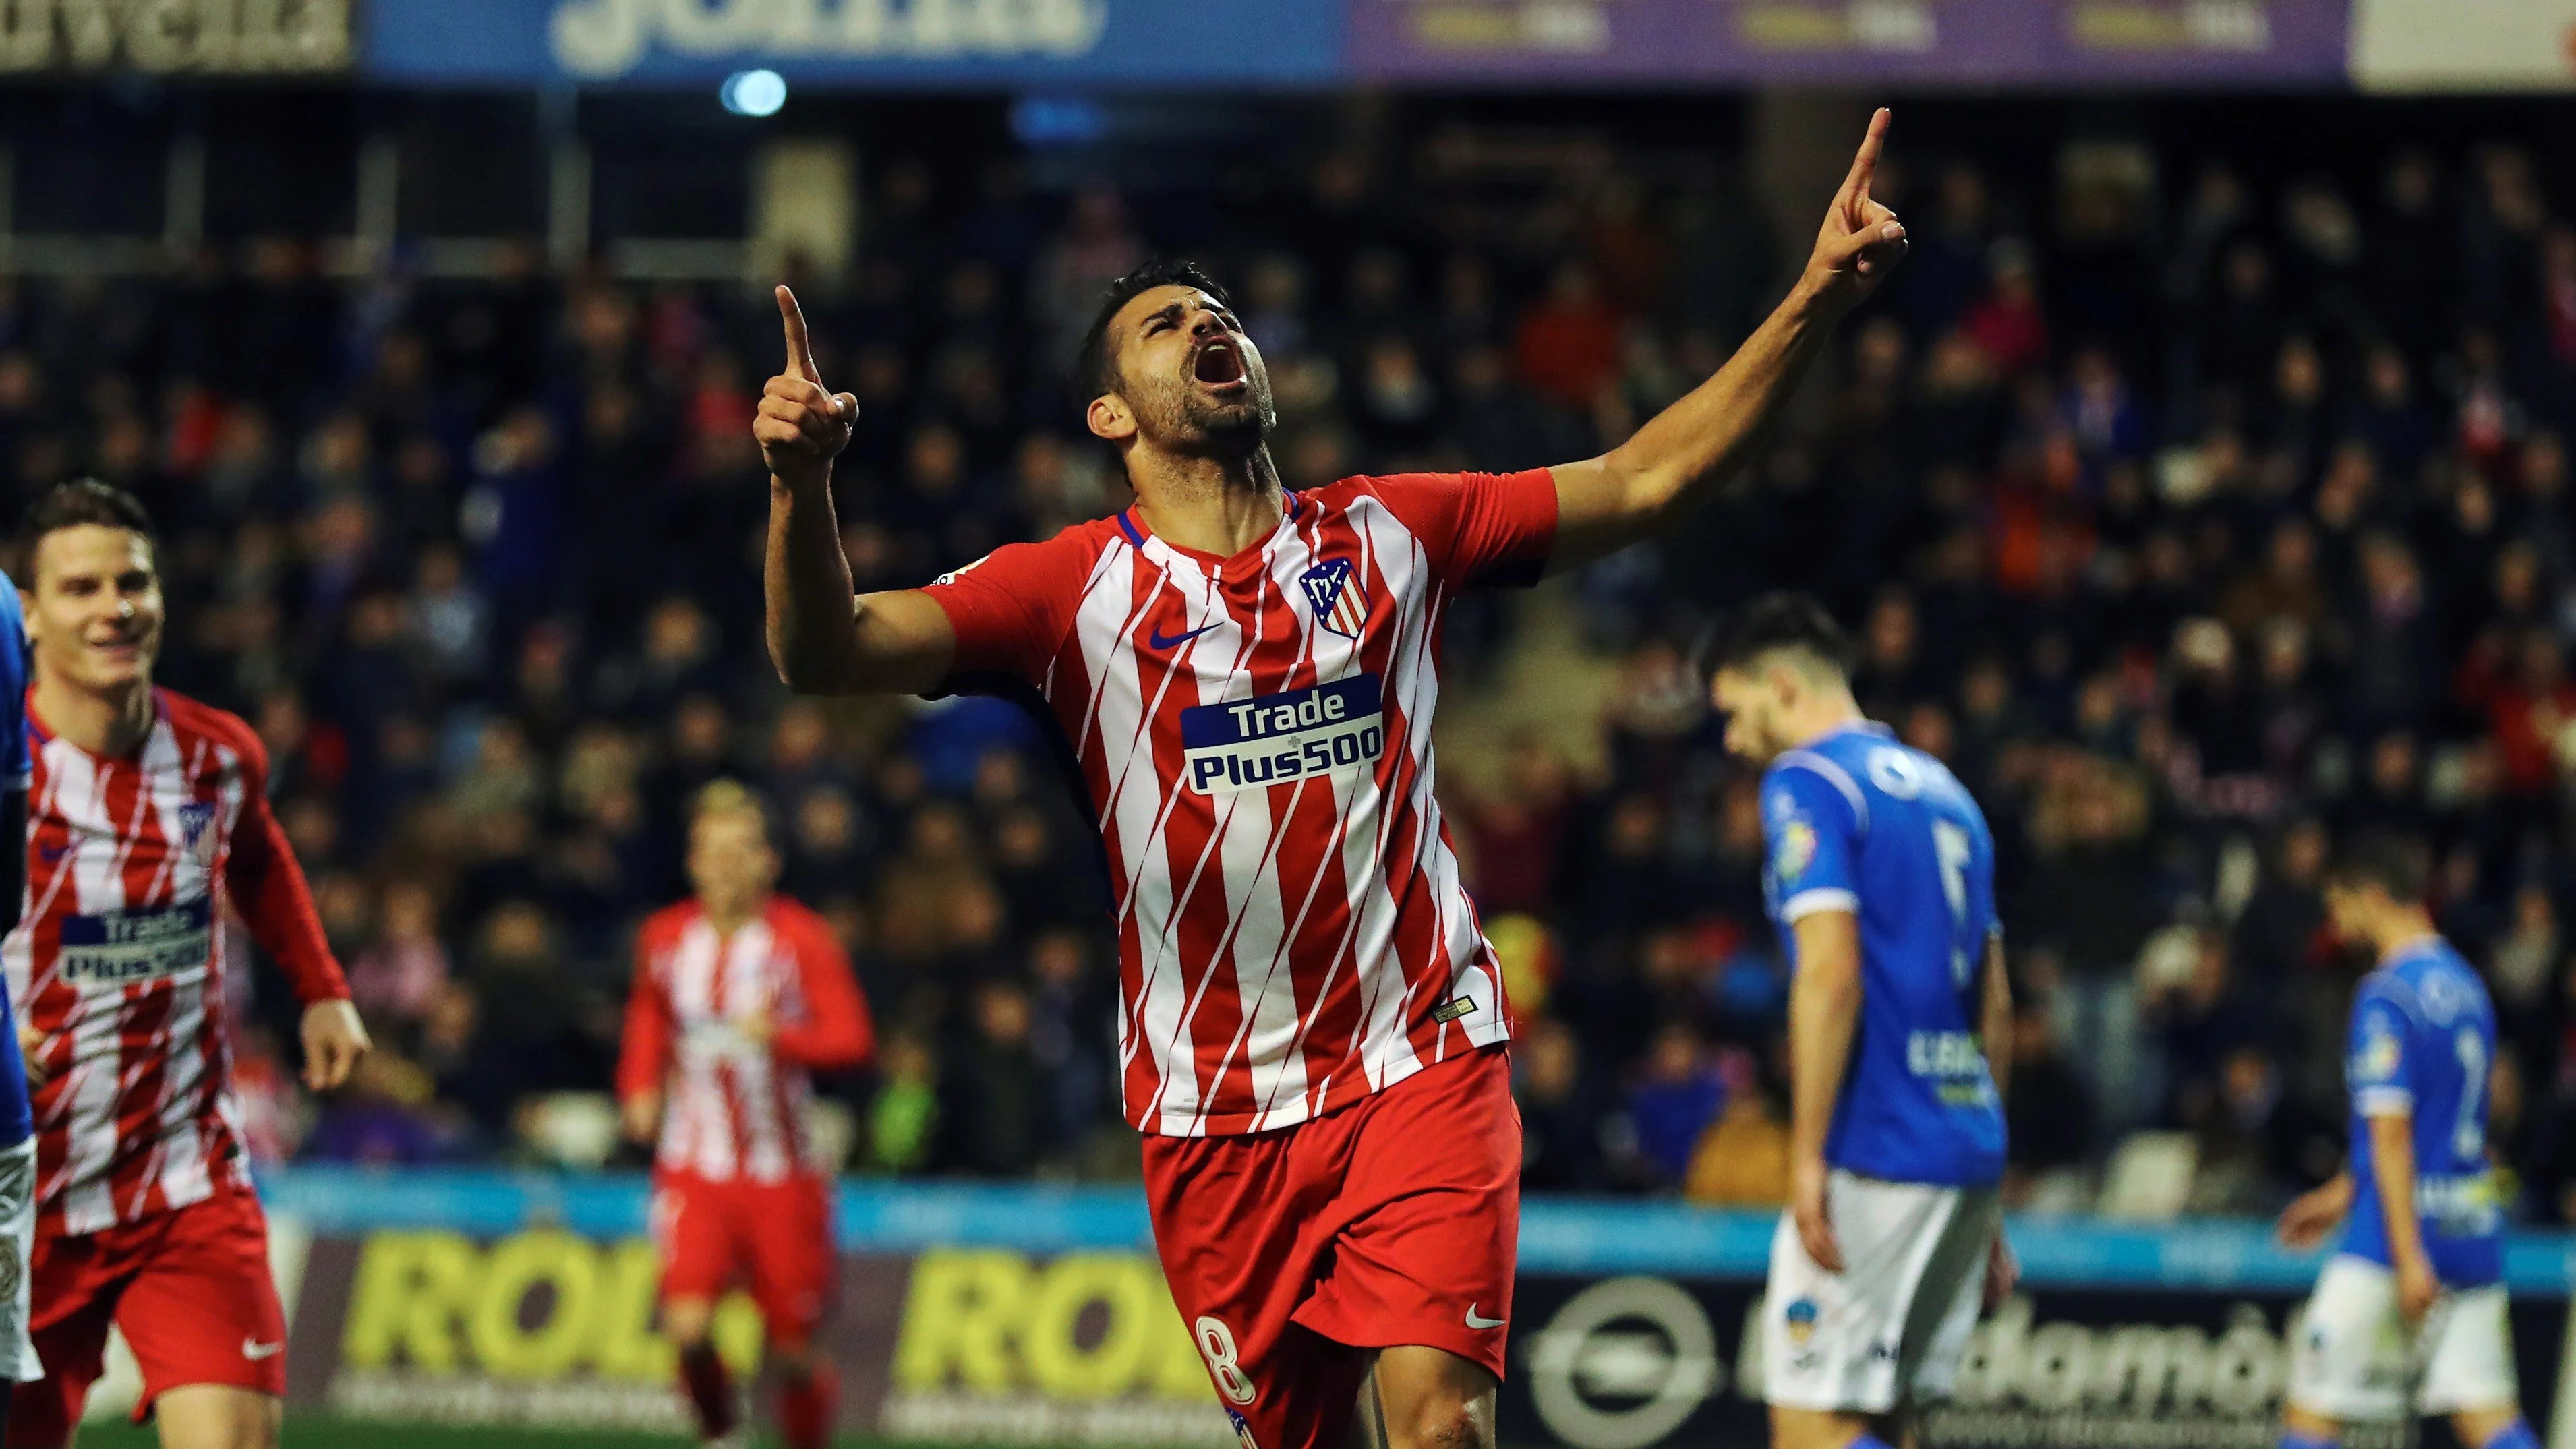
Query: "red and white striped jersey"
618 898 874 1183
4 688 348 1235
923 469 1559 1136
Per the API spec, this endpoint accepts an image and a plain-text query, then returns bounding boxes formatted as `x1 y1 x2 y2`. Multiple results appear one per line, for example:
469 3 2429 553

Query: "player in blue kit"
1705 594 2012 1449
0 565 42 1431
2274 832 2539 1449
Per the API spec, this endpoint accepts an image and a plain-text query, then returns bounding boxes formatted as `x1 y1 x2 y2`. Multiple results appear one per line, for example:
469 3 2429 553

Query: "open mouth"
1193 338 1249 391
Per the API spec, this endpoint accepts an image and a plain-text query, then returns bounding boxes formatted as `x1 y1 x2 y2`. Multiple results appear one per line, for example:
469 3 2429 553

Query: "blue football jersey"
0 575 32 1149
2339 937 2502 1287
1761 723 2006 1187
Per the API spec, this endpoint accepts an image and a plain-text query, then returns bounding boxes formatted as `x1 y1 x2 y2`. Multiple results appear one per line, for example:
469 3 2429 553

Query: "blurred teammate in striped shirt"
617 781 873 1449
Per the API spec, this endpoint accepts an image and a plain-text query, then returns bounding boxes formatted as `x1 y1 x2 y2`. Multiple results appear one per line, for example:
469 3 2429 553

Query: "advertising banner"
0 0 351 73
2349 0 2576 91
1345 0 2352 86
361 0 1345 87
1505 1273 2571 1449
284 1229 1239 1442
250 1169 2576 1447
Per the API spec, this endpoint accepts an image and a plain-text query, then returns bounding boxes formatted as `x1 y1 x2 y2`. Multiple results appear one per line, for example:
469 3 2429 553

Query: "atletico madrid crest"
1299 558 1370 640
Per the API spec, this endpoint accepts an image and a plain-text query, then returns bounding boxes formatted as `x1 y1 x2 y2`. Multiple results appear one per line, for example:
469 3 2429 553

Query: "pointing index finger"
1840 107 1892 216
778 283 821 385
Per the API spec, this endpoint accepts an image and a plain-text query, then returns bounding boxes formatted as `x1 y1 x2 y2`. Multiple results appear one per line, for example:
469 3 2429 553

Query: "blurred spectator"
2140 927 2267 1126
345 880 452 1036
941 980 1045 1177
866 1035 941 1175
1683 1057 1789 1208
1519 1017 1616 1193
305 1053 453 1166
1514 262 1625 411
2185 1044 2341 1216
1026 928 1113 1149
1622 1024 1726 1187
1459 731 1576 916
2001 996 2095 1209
2020 756 2160 1125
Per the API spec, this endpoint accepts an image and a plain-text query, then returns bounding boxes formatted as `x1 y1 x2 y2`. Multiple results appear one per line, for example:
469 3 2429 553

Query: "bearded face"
1102 286 1277 456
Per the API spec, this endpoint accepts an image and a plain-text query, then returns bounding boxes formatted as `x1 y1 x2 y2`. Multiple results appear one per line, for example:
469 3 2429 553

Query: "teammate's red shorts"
649 1170 837 1344
1142 1044 1521 1449
7 1181 289 1449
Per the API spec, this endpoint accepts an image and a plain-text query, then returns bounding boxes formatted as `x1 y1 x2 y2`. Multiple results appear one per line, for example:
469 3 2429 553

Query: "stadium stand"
10 99 2576 1236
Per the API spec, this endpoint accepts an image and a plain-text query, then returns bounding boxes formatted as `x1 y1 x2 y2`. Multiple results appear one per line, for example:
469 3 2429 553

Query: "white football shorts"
1763 1168 2001 1414
2288 1253 2517 1421
0 1138 36 1383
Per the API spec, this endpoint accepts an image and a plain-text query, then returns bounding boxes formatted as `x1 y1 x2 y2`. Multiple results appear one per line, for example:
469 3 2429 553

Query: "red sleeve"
1360 469 1560 589
767 910 874 1072
616 921 674 1104
223 731 349 1005
916 526 1102 687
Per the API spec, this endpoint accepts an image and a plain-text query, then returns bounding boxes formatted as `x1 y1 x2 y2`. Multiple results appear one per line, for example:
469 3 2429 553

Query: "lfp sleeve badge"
1180 674 1388 795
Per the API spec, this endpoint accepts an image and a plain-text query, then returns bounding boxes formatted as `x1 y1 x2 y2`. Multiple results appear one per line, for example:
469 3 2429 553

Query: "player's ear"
1767 659 1803 707
1087 394 1136 445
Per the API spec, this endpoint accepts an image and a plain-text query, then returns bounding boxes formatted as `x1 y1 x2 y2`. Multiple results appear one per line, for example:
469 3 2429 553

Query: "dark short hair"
16 479 154 582
1074 259 1235 403
1699 592 1852 682
2324 829 2428 903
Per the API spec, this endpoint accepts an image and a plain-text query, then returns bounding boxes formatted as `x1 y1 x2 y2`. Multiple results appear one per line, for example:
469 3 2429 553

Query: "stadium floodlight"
720 69 788 117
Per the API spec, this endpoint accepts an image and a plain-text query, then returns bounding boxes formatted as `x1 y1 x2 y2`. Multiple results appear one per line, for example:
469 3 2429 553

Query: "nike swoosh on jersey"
1147 622 1219 651
242 1338 284 1359
1465 1304 1505 1330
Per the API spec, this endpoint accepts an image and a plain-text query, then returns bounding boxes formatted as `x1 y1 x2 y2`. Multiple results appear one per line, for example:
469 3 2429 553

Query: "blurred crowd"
8 112 2576 1224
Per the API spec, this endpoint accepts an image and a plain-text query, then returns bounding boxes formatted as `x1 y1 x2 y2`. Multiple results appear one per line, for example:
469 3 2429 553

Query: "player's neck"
1127 446 1285 559
2371 910 2441 962
701 897 763 936
33 671 154 758
1787 699 1868 751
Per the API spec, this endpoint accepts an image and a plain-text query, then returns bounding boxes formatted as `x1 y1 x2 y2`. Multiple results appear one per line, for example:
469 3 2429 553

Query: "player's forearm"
770 1023 871 1071
614 1000 670 1102
1586 282 1843 545
233 811 351 1003
773 957 874 1070
765 475 869 694
2367 1113 2431 1267
1788 914 1864 1164
769 986 872 1070
1979 934 2011 1099
2321 1170 2355 1215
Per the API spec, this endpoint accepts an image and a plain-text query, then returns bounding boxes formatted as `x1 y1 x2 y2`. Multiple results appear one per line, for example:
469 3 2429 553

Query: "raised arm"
1546 108 1908 570
757 286 958 696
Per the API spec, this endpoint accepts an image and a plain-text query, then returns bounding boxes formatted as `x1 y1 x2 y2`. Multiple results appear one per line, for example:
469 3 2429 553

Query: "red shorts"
650 1171 837 1343
7 1182 289 1449
1142 1044 1521 1449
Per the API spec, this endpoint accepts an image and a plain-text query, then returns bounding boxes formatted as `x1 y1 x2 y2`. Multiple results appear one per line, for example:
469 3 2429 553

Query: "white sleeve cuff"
1782 888 1860 924
2355 1087 2413 1117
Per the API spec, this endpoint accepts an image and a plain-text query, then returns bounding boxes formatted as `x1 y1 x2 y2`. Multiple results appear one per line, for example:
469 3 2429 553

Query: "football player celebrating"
758 113 1909 1449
